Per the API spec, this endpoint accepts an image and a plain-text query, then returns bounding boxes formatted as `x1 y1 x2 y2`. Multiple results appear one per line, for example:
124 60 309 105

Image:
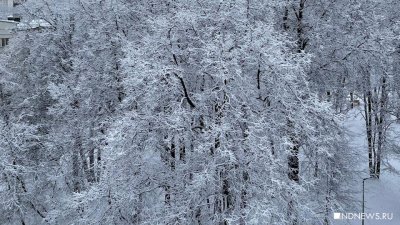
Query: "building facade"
0 0 18 47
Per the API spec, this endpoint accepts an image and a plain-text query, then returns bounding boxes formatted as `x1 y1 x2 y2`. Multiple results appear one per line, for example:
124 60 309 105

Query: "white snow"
334 107 400 225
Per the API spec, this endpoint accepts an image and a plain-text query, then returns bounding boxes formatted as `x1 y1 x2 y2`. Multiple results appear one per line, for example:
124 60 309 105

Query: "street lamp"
362 177 374 225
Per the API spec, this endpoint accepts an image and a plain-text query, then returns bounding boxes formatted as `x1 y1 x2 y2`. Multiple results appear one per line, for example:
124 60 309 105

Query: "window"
8 16 21 22
1 38 9 47
13 0 26 6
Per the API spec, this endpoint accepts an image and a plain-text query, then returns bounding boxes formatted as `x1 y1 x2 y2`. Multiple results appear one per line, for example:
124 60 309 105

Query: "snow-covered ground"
334 107 400 225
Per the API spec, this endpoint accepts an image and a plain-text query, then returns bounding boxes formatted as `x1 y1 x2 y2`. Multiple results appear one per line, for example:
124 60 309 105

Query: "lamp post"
362 177 373 225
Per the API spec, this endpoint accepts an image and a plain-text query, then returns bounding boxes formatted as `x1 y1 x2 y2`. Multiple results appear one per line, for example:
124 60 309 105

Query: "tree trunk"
288 137 300 182
96 148 101 182
88 148 95 183
324 175 331 225
296 0 307 52
164 139 175 206
88 125 96 183
72 136 82 193
283 0 289 31
364 92 374 177
287 119 299 225
376 76 387 178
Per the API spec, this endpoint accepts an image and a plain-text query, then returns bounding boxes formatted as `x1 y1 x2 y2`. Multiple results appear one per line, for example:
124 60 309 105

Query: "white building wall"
0 0 13 19
0 20 16 38
0 0 15 47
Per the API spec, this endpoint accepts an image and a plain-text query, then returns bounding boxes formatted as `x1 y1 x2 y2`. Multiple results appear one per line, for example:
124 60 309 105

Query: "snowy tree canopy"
0 0 399 225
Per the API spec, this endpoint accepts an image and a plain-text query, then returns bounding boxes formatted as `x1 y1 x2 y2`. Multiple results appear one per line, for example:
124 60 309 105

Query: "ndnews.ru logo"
334 212 394 220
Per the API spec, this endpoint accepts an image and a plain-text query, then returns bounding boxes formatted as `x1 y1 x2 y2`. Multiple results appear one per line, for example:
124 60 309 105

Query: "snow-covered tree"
4 0 394 224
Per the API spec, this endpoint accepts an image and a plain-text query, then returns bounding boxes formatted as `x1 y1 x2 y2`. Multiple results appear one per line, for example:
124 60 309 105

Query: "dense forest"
0 0 399 224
